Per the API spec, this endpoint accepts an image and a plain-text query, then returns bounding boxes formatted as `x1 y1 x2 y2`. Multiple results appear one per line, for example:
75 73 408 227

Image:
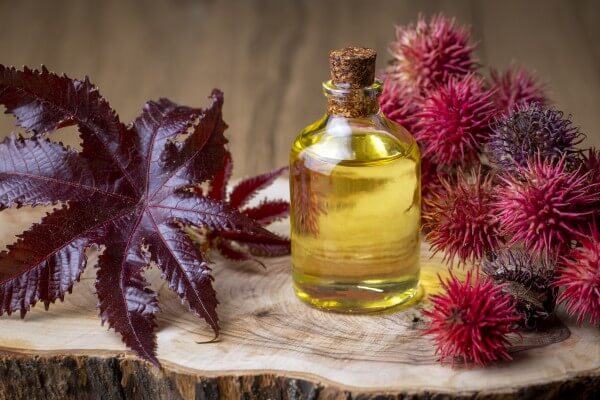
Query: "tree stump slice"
0 178 598 400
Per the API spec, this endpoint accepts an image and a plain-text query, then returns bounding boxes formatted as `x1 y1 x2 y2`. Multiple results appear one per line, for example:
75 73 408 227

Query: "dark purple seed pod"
483 248 557 330
487 103 585 171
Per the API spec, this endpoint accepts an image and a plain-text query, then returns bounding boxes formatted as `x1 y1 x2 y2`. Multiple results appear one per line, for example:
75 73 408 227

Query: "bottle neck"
323 81 383 118
323 80 382 118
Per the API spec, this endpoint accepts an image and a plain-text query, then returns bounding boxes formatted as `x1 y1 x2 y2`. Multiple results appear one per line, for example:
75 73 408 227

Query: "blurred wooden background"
0 0 598 176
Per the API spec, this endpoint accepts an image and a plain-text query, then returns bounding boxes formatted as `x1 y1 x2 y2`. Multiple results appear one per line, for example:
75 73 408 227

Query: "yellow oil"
290 115 421 313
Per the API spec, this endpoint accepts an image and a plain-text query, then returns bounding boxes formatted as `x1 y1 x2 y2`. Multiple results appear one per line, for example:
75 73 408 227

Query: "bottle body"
290 110 421 313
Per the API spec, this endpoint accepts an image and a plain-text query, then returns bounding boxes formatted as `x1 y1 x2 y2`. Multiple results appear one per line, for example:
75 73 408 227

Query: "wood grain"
0 179 598 399
0 0 598 177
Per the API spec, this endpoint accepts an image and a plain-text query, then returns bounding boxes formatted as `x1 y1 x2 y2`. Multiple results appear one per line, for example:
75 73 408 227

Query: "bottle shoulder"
291 113 419 166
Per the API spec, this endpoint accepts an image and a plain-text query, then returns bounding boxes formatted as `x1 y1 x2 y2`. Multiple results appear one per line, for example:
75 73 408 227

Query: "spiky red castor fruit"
489 66 548 113
554 229 600 326
423 168 501 267
386 15 477 92
379 77 420 132
494 156 600 258
414 74 495 167
424 272 521 366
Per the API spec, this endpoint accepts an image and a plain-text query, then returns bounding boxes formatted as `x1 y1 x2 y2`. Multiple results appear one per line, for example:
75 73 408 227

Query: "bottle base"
293 273 422 314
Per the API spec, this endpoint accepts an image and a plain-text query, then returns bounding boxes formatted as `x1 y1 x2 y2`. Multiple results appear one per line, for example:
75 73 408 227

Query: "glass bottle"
289 47 421 313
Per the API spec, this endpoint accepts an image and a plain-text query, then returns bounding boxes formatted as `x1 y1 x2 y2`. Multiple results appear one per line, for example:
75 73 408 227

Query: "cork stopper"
326 47 380 117
329 47 377 88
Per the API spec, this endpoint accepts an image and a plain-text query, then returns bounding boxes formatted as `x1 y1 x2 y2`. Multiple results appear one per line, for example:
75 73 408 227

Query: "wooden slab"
0 178 598 399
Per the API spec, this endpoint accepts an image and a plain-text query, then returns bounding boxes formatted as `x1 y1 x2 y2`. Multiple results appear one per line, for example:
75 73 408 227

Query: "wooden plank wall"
0 0 598 176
